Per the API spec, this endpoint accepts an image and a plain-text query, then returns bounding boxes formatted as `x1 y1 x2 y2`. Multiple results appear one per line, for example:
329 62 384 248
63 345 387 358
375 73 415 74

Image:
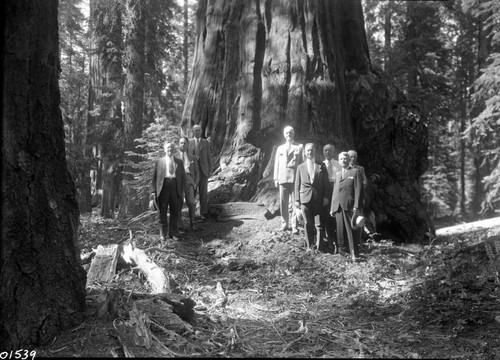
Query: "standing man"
188 124 213 221
152 141 186 244
347 150 367 189
320 144 342 253
295 143 328 250
176 136 199 231
274 126 303 234
348 149 374 232
330 152 363 261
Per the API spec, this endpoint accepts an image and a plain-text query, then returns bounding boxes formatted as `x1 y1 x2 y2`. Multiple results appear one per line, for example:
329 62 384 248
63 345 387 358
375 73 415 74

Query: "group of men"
274 126 368 261
151 125 213 244
151 123 368 259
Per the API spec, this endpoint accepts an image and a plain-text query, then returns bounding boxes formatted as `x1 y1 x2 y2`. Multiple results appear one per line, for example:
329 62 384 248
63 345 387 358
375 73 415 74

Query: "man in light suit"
348 150 367 189
330 152 363 260
320 144 342 253
152 141 186 243
274 126 303 234
188 124 213 221
295 143 328 249
176 136 200 231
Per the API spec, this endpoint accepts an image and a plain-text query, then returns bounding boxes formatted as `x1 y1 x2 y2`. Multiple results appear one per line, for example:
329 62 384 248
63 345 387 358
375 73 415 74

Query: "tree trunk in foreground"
182 0 429 242
1 0 86 349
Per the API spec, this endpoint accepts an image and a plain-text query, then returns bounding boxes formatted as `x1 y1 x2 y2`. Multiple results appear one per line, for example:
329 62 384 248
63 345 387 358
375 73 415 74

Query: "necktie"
169 157 174 175
342 169 346 179
195 139 200 158
184 152 190 173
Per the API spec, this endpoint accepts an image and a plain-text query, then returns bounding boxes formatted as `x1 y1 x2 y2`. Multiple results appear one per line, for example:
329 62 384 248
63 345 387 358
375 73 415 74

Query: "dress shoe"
337 247 349 257
281 223 289 231
291 228 299 235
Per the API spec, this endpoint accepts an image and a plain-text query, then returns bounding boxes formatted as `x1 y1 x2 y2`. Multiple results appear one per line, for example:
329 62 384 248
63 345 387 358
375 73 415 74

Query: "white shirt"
165 156 176 178
306 159 315 182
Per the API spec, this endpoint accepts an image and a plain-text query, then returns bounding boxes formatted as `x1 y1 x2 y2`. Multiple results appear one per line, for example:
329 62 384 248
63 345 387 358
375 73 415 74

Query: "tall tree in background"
88 0 125 218
2 0 86 348
466 0 500 216
59 0 91 212
120 0 146 216
183 0 430 242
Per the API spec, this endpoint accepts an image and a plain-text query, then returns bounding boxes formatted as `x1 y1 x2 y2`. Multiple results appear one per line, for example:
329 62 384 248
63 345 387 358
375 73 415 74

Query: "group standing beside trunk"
273 126 369 262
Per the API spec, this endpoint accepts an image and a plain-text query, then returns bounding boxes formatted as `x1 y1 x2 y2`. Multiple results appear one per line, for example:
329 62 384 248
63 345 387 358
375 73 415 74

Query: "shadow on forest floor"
35 209 500 358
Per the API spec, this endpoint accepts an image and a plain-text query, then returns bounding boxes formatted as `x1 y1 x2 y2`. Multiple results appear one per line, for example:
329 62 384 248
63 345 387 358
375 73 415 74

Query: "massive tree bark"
182 0 429 242
1 0 86 349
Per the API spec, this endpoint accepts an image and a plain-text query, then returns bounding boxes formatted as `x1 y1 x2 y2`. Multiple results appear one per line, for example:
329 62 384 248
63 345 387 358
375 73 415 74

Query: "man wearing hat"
151 141 186 244
330 152 364 261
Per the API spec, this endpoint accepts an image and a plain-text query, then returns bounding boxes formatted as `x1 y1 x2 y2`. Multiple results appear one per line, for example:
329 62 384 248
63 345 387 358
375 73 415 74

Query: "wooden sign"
208 202 269 221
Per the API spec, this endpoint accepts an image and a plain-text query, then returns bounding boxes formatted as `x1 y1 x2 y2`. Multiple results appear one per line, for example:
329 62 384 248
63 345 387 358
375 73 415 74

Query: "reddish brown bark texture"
182 0 430 242
2 0 86 349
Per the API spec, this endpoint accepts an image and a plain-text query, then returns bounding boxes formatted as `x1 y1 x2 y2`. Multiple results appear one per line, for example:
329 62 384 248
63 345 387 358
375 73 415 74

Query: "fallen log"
85 232 170 294
435 217 500 237
120 242 170 294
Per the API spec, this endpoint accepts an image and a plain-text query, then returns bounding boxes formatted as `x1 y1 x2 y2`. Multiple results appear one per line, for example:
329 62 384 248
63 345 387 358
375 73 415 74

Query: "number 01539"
0 350 36 360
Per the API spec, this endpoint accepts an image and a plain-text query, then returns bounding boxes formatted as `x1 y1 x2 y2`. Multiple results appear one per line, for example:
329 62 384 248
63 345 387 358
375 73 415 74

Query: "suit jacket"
152 156 186 199
176 151 199 187
188 137 213 177
295 160 327 211
274 141 303 184
321 159 342 203
353 164 368 187
330 167 363 213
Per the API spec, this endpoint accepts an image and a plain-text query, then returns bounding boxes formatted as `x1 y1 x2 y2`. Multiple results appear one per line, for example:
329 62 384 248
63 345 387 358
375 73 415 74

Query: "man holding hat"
330 152 364 261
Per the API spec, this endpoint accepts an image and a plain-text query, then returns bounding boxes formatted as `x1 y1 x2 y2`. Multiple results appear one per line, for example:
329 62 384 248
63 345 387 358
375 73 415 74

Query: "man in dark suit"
320 144 342 253
330 151 363 260
294 143 328 250
188 124 213 222
176 136 199 231
152 141 186 243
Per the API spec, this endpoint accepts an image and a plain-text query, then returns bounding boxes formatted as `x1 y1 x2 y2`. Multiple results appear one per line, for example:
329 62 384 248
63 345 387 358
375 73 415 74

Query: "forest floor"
36 208 500 358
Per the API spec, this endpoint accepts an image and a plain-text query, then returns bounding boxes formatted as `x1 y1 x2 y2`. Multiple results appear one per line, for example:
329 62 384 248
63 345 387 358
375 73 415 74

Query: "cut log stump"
86 242 170 294
86 245 119 287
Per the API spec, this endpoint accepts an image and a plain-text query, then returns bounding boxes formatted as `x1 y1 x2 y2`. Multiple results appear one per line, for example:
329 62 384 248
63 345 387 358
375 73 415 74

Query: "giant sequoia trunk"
182 0 430 242
2 0 86 349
